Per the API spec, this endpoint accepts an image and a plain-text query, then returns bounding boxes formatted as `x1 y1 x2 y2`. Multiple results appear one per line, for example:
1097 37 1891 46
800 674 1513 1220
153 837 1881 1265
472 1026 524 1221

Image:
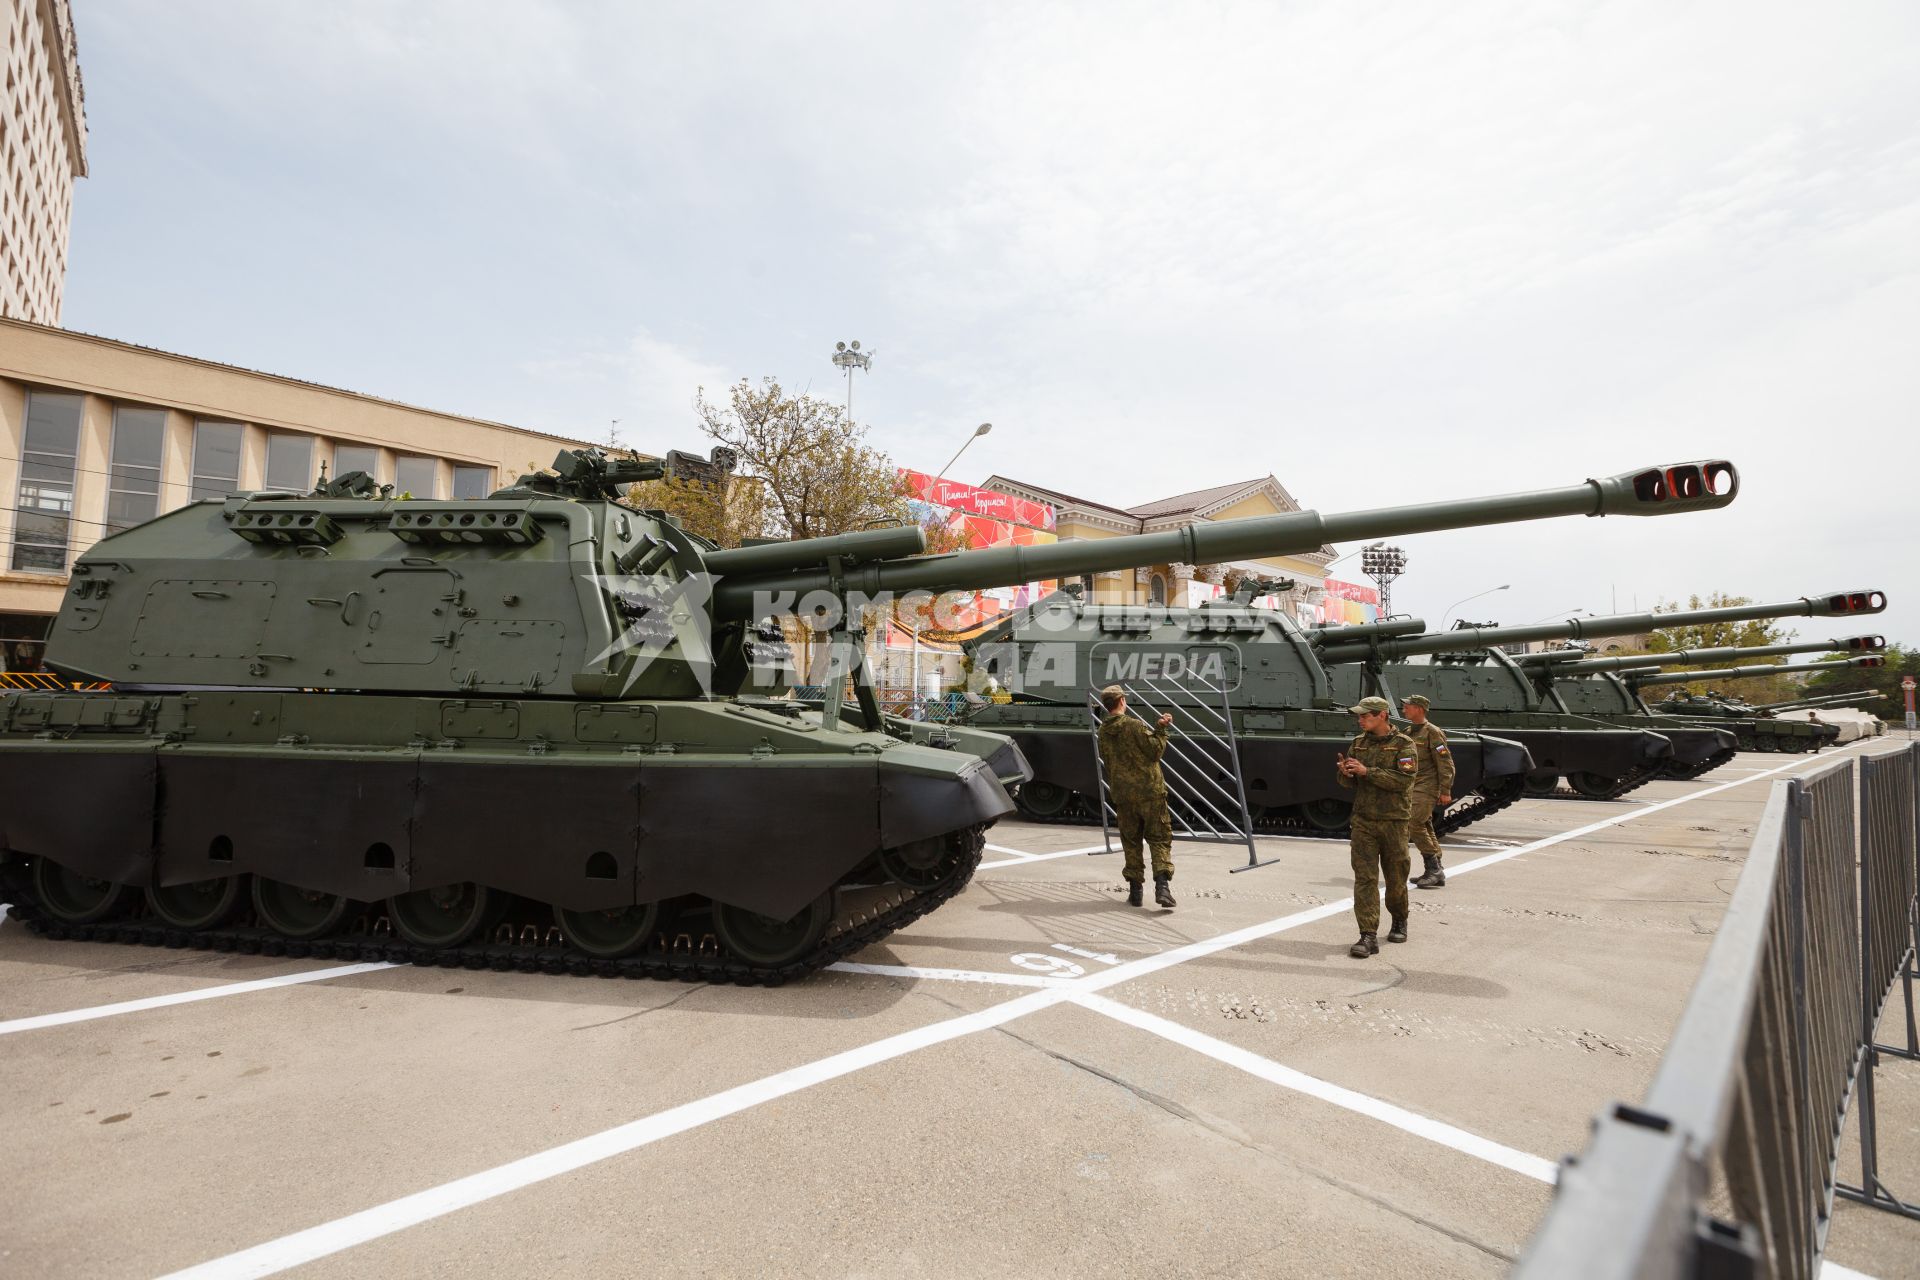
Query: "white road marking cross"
1072 993 1558 1183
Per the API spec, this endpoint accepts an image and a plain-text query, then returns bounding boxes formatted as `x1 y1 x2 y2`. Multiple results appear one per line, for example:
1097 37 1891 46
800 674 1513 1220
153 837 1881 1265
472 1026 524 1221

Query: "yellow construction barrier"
0 673 111 691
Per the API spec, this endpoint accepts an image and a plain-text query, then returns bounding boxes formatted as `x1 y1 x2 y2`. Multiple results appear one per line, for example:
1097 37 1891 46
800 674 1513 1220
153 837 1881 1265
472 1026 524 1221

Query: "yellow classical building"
980 473 1335 621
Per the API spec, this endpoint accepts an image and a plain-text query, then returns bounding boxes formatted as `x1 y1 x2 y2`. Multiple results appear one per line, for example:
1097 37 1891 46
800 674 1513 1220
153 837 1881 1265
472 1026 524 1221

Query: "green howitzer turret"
1551 644 1881 756
1314 589 1882 800
0 449 1739 978
1635 660 1889 740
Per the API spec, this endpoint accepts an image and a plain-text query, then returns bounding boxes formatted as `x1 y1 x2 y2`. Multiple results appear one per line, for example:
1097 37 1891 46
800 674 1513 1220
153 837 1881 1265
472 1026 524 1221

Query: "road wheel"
147 875 249 930
386 882 502 948
554 901 662 960
712 893 834 968
253 878 357 941
32 857 135 925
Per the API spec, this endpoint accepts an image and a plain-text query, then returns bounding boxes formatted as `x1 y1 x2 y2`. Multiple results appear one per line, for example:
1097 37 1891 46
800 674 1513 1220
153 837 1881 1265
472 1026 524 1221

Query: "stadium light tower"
832 340 873 425
1361 543 1408 618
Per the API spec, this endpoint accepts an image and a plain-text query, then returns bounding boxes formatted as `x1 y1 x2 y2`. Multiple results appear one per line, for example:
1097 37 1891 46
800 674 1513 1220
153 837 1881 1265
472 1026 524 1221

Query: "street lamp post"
831 340 873 425
1440 584 1510 630
1360 544 1408 619
936 422 993 480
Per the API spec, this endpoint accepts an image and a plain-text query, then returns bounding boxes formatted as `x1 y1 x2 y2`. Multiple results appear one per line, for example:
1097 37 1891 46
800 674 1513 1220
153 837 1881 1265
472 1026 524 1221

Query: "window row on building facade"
7 389 497 575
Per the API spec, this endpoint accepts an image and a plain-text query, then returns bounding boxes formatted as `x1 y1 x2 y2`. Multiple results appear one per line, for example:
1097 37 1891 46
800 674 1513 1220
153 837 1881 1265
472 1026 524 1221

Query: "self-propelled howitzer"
0 451 1737 980
1761 690 1890 714
1551 653 1884 758
1317 590 1883 798
1628 656 1883 754
951 461 1737 835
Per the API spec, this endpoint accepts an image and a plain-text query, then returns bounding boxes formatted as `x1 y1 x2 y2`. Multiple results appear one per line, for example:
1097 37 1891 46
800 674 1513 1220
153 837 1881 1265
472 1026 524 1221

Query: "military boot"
1387 914 1408 943
1127 880 1143 907
1411 854 1438 887
1348 932 1378 959
1417 856 1447 890
1154 875 1176 909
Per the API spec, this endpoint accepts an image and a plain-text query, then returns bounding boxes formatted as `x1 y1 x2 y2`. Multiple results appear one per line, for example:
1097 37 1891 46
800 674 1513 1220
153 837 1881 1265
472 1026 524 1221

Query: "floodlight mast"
831 340 873 426
1361 543 1408 618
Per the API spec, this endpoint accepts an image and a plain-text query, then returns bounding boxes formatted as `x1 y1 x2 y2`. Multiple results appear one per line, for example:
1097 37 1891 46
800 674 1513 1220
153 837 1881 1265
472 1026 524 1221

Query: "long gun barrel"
1630 656 1884 687
1545 635 1886 676
712 460 1738 620
1762 690 1891 712
1308 618 1430 645
1313 583 1876 666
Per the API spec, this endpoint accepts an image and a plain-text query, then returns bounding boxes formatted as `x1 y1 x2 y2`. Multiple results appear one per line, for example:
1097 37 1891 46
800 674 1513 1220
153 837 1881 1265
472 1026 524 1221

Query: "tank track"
1535 763 1663 802
0 826 987 988
1662 746 1742 781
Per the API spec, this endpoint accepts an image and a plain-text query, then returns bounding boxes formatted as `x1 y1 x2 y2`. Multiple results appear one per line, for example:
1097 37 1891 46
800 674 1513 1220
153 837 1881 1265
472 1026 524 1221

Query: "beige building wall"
1 0 86 325
0 318 594 658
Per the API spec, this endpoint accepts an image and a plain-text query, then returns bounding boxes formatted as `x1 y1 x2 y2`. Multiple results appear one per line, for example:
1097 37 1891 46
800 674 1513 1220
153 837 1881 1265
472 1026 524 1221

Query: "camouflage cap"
1347 696 1393 715
1402 694 1431 708
1098 684 1126 710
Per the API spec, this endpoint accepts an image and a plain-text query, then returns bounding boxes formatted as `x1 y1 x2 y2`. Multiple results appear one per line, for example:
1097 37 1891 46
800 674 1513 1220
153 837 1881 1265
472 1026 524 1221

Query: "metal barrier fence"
1516 743 1920 1280
1843 743 1920 1215
1084 657 1267 871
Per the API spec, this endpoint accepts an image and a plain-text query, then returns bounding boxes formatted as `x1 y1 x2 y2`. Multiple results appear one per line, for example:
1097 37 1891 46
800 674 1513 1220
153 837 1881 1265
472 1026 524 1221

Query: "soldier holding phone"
1336 696 1418 957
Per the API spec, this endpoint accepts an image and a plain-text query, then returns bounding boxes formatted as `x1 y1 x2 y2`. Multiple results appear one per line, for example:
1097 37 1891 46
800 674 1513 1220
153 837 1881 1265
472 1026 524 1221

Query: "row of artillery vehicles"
965 588 1886 822
0 452 1762 981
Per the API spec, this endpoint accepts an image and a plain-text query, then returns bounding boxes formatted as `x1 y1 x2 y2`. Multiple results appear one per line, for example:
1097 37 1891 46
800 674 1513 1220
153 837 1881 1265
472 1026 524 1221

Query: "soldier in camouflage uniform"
1096 684 1177 909
1336 695 1418 957
1399 694 1456 890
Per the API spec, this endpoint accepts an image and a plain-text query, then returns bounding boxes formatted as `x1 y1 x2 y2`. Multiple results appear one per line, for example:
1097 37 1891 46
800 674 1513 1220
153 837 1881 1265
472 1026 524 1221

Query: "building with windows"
2 0 87 325
1 318 591 669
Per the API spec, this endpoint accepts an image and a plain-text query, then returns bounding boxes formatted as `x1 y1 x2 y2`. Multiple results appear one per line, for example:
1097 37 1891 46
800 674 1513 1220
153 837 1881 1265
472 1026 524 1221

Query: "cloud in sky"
61 1 1920 639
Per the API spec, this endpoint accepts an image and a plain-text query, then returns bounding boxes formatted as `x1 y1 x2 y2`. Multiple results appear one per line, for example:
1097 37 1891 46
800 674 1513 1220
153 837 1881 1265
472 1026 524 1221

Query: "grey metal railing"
1516 743 1920 1279
1839 743 1920 1218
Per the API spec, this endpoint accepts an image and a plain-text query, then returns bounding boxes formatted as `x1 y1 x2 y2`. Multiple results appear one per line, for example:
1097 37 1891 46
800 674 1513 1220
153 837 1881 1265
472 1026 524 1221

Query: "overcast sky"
62 2 1920 644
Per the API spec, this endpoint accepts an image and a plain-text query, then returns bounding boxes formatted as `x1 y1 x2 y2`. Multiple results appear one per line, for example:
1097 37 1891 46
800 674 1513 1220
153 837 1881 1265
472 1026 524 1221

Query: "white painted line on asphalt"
165 745 1836 1278
0 962 399 1037
826 961 1075 989
1072 993 1559 1183
1820 1261 1879 1280
983 844 1041 859
154 984 1073 1280
978 843 1110 870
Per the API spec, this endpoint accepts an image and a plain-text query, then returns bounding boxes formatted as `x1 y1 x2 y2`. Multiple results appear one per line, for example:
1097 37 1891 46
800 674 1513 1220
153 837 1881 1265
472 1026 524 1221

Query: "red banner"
899 470 1055 531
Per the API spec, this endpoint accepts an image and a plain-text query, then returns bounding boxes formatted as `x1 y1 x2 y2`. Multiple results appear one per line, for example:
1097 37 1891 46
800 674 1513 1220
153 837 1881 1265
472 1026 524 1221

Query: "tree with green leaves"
1803 641 1916 715
1633 594 1804 703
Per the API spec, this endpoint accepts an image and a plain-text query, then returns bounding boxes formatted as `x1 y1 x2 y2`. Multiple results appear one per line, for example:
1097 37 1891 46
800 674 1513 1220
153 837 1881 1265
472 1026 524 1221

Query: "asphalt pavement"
1 741 1915 1279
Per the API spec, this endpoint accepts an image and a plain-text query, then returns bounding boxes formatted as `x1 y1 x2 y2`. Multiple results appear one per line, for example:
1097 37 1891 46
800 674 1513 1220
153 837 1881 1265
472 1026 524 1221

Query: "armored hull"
965 698 1531 836
0 688 1022 982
